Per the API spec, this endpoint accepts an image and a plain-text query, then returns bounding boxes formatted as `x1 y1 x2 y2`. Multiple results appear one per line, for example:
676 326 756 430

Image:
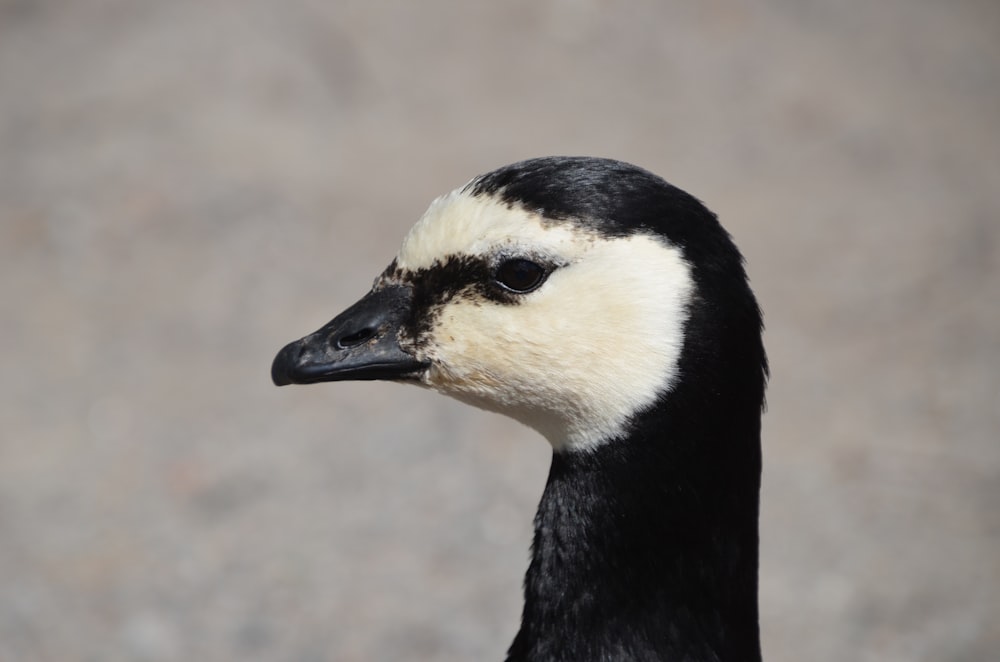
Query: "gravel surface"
2 1 998 660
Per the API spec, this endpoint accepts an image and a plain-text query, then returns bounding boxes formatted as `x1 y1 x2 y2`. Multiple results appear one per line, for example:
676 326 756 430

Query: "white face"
388 189 695 452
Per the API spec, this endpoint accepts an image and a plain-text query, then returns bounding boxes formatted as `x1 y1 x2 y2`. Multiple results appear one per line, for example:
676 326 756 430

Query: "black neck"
506 390 763 662
505 208 767 661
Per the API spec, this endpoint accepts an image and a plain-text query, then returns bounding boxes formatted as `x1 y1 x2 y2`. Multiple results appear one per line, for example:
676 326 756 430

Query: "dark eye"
494 259 548 293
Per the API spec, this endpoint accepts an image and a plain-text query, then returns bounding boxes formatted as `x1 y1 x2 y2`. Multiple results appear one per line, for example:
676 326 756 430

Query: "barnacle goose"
272 156 768 661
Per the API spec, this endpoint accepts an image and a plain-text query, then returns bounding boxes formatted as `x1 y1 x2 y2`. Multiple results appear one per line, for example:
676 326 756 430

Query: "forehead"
396 190 594 270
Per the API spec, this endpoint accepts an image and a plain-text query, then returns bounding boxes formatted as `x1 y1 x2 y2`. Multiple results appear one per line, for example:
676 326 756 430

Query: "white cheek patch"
395 189 694 452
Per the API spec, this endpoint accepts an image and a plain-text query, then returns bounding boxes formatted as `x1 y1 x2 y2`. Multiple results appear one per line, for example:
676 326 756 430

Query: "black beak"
271 284 429 386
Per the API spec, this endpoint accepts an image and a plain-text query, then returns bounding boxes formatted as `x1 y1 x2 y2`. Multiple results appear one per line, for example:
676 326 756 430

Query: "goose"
271 156 768 661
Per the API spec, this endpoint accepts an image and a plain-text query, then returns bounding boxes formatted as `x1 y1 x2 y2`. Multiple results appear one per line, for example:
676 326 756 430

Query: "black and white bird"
272 157 768 662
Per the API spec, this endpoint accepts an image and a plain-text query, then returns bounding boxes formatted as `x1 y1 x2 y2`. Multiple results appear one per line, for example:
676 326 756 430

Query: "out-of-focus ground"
2 1 998 660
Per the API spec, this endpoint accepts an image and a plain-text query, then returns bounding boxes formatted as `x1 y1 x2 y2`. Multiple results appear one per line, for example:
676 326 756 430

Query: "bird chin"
418 370 570 445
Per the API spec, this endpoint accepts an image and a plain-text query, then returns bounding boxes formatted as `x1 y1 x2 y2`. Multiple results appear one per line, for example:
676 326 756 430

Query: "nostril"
336 326 376 349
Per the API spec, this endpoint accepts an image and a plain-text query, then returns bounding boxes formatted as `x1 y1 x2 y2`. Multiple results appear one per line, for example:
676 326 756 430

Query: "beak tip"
271 341 300 386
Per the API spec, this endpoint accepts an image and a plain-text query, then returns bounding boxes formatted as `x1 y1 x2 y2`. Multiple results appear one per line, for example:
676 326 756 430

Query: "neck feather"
505 219 766 661
506 385 763 662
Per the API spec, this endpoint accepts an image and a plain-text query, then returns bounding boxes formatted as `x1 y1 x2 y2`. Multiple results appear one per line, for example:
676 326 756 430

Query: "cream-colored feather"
391 190 694 452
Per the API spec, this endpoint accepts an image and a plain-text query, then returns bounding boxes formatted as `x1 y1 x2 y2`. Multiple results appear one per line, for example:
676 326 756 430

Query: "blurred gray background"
2 1 998 660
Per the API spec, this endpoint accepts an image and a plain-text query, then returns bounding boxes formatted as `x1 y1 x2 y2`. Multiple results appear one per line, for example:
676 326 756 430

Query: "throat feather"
506 414 763 662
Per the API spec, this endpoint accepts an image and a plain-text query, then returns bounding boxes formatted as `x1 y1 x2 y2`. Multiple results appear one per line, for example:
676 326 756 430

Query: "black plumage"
273 157 768 662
